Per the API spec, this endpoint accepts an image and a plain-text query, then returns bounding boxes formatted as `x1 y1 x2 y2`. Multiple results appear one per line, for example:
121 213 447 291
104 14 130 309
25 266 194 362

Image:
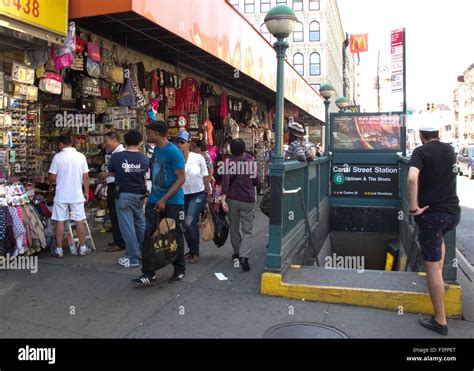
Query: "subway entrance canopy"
69 0 325 124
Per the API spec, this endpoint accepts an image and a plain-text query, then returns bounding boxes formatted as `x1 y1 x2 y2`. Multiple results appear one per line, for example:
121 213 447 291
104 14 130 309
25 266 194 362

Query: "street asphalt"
0 201 473 339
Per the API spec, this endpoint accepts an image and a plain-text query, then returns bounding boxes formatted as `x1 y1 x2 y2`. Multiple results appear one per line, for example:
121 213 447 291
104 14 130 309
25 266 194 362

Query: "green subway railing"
267 157 330 271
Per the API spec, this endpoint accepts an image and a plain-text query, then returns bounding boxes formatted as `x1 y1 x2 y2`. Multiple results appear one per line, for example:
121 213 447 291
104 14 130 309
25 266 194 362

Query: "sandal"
105 245 124 252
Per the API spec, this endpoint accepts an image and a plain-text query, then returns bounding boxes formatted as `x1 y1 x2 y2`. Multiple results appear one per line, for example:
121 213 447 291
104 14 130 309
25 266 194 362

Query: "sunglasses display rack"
0 73 40 182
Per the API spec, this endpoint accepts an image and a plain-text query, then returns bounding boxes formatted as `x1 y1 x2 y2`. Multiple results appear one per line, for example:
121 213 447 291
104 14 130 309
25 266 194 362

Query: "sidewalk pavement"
0 207 473 339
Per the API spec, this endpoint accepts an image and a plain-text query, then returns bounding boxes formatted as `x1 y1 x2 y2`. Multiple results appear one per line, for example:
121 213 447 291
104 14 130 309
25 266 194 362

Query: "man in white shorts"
48 135 91 257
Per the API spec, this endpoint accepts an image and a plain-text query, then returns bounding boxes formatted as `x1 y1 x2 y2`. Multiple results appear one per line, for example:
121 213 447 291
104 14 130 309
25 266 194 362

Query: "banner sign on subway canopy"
350 33 368 53
331 113 402 151
0 0 68 36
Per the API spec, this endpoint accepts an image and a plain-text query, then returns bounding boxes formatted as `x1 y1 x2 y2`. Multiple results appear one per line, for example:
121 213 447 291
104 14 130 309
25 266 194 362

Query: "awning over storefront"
69 0 324 123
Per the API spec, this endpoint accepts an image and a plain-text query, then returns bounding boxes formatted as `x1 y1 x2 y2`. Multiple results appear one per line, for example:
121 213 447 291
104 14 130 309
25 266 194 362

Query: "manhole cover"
264 322 349 339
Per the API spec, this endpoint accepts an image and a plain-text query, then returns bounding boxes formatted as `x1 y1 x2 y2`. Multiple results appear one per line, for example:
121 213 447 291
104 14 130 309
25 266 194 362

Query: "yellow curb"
261 272 462 318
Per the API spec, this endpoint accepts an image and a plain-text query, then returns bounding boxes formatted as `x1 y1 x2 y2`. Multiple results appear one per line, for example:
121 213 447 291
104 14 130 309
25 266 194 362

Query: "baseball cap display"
288 122 305 137
175 130 190 142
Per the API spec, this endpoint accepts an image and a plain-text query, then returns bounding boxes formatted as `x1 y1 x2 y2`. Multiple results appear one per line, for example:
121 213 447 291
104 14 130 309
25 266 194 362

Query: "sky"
338 0 474 112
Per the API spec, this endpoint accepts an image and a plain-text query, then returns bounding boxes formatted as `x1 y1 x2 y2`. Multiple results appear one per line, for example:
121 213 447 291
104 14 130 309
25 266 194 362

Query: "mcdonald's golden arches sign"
350 33 368 53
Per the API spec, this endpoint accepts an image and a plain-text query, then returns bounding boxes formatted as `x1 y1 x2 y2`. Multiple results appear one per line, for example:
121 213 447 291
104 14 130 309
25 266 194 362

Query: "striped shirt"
285 140 314 162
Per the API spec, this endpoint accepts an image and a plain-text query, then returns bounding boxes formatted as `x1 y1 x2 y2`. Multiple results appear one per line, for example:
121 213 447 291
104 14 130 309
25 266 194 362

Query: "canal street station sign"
331 164 399 198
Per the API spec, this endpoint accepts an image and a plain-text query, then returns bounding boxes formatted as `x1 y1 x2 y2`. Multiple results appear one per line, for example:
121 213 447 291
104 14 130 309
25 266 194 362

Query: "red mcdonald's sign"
350 33 368 53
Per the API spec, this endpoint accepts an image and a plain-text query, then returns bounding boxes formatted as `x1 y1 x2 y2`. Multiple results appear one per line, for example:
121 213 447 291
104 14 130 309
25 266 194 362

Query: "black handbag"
210 206 229 248
142 217 179 271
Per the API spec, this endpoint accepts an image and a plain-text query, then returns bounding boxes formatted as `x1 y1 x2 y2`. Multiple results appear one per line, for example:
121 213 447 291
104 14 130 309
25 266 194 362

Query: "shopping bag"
200 204 215 242
210 206 229 248
143 217 178 271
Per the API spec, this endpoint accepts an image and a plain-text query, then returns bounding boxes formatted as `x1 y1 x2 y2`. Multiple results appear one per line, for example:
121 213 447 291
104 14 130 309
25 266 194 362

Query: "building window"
310 52 321 76
276 0 287 4
244 0 255 13
229 0 239 7
260 23 272 43
309 21 320 41
292 0 303 11
293 22 304 42
260 0 271 12
309 0 320 10
293 53 304 76
310 83 321 92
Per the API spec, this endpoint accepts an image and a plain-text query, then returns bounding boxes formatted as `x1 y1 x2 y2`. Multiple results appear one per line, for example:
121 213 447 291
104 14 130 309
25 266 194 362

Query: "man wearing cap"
408 123 461 335
132 121 186 285
285 122 314 162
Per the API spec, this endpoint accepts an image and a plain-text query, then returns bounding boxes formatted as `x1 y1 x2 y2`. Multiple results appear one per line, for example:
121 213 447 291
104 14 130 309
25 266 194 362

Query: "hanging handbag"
94 98 107 114
142 217 179 272
118 74 136 107
80 76 101 97
70 52 84 71
87 41 101 62
100 80 112 99
200 204 215 242
107 45 124 84
99 41 112 79
131 77 147 109
62 82 73 100
39 72 62 95
86 56 100 78
75 34 86 55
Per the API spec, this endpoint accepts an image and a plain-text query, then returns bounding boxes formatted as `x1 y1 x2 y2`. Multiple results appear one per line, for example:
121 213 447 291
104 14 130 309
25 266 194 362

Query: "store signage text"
55 112 95 129
0 0 68 36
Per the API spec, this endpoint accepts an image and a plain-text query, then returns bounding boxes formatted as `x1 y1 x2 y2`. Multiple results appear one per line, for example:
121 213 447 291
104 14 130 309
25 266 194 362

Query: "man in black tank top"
408 124 461 335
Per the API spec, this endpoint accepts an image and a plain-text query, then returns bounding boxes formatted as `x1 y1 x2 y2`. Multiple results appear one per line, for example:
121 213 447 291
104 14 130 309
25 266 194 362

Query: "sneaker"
70 245 78 256
118 257 139 268
51 247 63 258
79 245 91 256
418 315 448 335
241 257 250 272
131 273 156 286
168 272 185 283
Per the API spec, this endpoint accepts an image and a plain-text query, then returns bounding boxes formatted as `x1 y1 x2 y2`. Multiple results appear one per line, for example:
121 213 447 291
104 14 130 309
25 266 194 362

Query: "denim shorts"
415 211 461 262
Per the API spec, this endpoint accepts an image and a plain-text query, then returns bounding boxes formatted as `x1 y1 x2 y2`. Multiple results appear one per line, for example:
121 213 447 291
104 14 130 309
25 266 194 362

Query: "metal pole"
272 38 288 164
324 100 330 155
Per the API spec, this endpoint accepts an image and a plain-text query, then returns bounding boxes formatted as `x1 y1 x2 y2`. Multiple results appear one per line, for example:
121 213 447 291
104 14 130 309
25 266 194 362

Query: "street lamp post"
264 5 297 163
319 83 335 155
264 5 297 270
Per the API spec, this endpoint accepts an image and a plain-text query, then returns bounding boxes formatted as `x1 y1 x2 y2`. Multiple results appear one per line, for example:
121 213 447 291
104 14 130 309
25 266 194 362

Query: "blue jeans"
184 191 207 255
116 192 146 265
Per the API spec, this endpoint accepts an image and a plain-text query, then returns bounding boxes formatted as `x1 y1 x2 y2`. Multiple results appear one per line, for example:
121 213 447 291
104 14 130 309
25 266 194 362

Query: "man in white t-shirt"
48 135 90 258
